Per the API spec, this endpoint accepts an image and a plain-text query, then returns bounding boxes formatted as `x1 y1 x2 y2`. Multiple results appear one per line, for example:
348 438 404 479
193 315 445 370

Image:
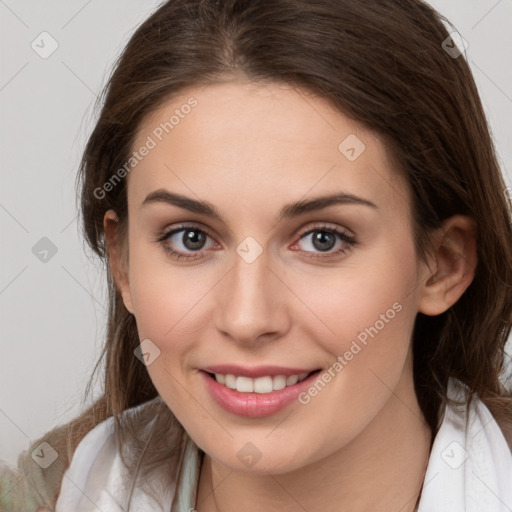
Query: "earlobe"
418 215 477 316
103 209 135 315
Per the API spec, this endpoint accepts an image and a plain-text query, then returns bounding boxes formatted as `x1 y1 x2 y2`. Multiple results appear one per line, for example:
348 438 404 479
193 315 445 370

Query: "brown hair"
55 0 512 502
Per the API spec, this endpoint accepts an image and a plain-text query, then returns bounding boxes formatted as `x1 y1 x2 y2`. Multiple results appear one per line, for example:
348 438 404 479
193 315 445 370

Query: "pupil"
313 231 335 252
184 230 205 250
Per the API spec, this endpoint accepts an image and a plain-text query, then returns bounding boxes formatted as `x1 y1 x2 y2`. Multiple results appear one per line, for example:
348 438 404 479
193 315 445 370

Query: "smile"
200 366 321 417
212 373 310 393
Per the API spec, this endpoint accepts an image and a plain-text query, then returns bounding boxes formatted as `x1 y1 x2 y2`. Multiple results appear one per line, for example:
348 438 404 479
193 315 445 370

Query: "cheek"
126 245 222 404
126 255 210 417
128 233 205 331
289 239 419 416
290 236 418 358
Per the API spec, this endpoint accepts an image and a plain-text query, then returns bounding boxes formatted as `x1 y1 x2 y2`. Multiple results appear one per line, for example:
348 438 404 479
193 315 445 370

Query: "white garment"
54 411 179 511
56 379 512 511
417 380 512 512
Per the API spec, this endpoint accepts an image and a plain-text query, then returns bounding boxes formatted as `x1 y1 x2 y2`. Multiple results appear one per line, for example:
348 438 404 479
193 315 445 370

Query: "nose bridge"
215 243 287 344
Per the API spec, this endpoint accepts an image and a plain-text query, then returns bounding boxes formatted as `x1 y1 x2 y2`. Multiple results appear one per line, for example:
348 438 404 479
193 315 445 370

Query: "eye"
155 223 356 262
293 224 356 260
156 224 217 261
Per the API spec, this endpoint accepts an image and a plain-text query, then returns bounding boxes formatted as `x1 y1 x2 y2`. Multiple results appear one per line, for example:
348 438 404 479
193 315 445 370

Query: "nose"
214 249 291 347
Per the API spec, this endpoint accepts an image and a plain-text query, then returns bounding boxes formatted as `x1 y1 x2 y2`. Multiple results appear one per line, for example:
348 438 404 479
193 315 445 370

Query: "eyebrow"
141 189 378 223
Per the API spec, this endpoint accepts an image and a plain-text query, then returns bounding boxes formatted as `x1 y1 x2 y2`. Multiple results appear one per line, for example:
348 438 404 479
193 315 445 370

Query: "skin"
104 80 477 511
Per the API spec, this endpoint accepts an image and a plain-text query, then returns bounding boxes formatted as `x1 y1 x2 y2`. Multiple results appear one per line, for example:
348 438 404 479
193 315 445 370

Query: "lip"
199 368 321 418
201 364 318 378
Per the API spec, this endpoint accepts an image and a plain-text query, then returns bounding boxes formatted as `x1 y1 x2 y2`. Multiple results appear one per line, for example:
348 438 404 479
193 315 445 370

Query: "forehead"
127 80 409 218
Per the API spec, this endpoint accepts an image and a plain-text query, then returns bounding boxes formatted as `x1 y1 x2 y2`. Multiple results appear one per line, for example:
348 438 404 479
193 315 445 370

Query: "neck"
196 368 432 512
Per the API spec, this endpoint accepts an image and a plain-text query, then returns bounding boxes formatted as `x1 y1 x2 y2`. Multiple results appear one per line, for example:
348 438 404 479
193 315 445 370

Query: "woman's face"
113 80 431 473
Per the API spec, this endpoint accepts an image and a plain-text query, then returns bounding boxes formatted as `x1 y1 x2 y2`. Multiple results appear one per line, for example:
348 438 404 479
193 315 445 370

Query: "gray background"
1 0 511 467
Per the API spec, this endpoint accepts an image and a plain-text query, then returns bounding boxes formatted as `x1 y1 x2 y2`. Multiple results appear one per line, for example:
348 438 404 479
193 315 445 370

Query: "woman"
1 0 511 510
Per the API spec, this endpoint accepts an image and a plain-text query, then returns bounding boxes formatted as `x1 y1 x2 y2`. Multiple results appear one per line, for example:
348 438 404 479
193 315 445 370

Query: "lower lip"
200 371 320 417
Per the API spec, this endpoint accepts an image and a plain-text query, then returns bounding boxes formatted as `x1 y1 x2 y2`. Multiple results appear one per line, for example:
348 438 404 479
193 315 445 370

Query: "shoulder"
0 414 88 512
418 379 512 512
55 395 191 511
0 396 186 512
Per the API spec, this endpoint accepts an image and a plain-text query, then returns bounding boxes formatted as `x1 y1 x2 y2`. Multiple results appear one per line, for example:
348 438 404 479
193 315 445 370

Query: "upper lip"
201 364 319 378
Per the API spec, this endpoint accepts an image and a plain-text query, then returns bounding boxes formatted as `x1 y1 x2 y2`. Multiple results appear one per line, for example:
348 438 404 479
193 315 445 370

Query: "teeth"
272 375 287 390
236 376 254 393
214 372 310 394
225 374 236 389
254 376 273 393
286 375 298 386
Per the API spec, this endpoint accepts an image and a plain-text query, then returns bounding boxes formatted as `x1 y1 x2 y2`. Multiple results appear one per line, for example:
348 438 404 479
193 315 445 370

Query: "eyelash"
155 223 357 262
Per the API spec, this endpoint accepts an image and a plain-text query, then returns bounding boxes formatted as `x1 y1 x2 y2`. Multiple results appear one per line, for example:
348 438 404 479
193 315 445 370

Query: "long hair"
62 0 512 496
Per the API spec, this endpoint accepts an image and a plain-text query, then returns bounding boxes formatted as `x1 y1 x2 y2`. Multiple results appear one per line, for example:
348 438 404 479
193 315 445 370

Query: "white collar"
416 379 512 511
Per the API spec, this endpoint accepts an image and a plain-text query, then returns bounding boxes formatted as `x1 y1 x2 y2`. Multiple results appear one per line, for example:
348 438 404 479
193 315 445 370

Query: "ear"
103 209 135 314
418 215 477 316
